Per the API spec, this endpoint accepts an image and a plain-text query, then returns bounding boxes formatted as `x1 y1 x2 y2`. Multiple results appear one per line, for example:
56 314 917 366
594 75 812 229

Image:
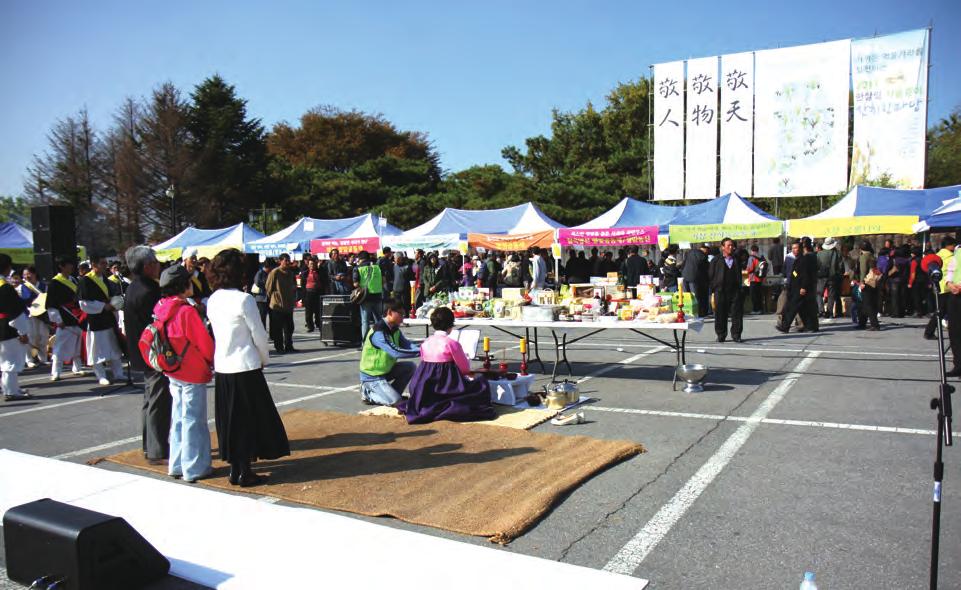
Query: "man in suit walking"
709 238 745 343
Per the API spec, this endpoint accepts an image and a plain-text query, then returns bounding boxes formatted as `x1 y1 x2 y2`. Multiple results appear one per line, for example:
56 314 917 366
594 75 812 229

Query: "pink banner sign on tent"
556 227 659 248
309 236 380 254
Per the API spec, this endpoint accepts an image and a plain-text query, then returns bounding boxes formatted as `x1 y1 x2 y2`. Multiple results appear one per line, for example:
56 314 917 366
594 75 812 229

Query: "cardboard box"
501 288 529 301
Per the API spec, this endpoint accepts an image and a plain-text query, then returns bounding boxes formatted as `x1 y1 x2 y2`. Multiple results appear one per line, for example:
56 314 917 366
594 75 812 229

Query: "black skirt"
214 369 290 463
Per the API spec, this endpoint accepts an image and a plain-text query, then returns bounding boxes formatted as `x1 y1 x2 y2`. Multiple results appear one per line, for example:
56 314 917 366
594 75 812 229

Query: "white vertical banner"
754 39 851 197
653 61 685 201
720 52 754 196
850 29 929 188
684 56 719 199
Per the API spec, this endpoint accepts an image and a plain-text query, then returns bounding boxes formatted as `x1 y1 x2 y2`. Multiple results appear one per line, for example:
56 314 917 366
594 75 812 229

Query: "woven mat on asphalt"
106 409 644 543
359 403 560 430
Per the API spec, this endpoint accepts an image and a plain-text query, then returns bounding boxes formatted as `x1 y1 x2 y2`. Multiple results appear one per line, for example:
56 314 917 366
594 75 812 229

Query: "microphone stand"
928 267 953 590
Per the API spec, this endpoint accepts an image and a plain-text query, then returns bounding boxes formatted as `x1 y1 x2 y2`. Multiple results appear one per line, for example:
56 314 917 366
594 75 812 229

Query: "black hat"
159 264 191 289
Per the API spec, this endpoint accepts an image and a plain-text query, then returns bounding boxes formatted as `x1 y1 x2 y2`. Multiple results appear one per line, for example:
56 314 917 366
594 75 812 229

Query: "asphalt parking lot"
0 312 959 589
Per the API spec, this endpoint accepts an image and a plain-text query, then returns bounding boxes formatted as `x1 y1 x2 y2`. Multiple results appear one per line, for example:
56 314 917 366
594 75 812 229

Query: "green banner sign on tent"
669 221 783 244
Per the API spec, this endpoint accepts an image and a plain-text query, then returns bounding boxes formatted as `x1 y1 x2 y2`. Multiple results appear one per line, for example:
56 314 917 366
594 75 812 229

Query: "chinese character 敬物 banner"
685 56 719 200
720 51 754 197
754 39 851 197
556 227 659 247
850 29 928 189
653 61 685 201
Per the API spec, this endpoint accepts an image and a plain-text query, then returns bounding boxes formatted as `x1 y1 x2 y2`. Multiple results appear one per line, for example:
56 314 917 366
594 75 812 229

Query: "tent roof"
802 185 960 221
247 213 401 252
0 222 33 249
403 203 564 238
577 193 779 234
154 223 264 251
908 186 961 231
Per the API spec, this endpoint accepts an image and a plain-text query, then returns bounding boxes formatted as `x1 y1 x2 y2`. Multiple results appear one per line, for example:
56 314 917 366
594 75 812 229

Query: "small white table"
404 317 703 390
488 373 537 406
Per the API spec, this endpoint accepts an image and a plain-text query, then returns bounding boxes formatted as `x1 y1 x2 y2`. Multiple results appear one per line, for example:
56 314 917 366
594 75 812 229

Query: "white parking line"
0 393 122 419
585 406 961 438
603 351 821 575
577 347 668 384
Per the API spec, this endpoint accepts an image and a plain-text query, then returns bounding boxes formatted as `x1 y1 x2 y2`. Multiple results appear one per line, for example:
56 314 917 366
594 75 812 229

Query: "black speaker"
33 253 56 283
3 498 169 590
320 295 360 346
32 205 76 256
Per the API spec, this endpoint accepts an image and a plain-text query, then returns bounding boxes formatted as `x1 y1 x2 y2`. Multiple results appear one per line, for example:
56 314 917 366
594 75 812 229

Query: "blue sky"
1 0 958 197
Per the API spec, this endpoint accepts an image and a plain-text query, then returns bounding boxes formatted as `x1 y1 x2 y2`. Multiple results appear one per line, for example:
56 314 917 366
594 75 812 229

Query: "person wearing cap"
153 265 215 482
0 253 31 401
78 255 125 386
660 253 680 292
816 237 843 318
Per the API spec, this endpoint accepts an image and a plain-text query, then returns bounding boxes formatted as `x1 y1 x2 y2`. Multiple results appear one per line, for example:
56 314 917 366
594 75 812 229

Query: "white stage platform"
0 450 648 589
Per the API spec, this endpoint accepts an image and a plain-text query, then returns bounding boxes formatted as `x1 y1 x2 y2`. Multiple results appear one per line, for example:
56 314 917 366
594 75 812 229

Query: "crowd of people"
0 232 955 487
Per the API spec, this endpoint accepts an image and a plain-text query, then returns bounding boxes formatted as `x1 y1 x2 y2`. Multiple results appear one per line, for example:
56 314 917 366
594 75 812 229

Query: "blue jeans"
359 298 383 341
168 377 212 481
360 362 415 405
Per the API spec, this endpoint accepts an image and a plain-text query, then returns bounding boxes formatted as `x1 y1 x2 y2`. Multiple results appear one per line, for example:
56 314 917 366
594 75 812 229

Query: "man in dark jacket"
709 238 745 342
778 238 819 333
682 243 711 317
123 245 169 463
620 245 649 287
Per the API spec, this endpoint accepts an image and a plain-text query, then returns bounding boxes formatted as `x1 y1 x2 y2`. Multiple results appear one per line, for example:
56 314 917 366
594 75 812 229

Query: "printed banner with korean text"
720 51 755 196
466 230 555 251
309 236 380 255
850 29 929 189
556 227 659 247
685 56 719 199
653 61 685 200
669 221 783 244
754 39 851 197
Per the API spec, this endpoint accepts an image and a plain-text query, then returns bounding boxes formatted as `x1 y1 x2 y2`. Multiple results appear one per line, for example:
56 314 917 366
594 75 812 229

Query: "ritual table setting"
404 276 703 390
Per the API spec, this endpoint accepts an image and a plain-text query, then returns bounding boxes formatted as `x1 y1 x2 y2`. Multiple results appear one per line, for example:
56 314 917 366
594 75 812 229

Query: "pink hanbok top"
419 330 472 375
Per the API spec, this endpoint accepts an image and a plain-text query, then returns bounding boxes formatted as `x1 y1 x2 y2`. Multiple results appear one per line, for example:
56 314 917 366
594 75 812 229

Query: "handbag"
350 266 372 305
864 268 881 289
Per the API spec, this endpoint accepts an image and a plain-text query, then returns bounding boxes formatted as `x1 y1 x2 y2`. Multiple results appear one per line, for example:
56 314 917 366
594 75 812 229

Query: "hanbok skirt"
399 361 495 424
214 369 290 463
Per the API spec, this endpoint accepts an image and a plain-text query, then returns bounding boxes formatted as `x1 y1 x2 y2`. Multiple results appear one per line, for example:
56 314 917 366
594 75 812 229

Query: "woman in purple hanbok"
399 307 495 424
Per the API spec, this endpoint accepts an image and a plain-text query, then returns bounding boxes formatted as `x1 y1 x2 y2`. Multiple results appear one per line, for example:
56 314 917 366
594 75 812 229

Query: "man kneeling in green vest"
359 298 420 405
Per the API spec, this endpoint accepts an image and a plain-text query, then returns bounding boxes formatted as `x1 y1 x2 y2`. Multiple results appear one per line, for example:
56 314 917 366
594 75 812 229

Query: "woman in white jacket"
206 249 289 487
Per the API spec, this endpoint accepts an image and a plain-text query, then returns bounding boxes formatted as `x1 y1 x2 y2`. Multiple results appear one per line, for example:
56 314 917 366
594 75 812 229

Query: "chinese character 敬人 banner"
754 39 851 197
720 51 755 196
653 61 685 201
685 56 719 200
850 29 929 189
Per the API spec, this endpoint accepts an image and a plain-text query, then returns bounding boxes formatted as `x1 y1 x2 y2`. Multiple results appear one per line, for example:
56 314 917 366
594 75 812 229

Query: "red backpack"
138 305 190 373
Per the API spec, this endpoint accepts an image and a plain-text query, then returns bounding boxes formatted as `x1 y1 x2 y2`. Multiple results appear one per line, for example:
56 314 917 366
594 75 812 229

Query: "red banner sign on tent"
556 226 658 247
309 236 380 254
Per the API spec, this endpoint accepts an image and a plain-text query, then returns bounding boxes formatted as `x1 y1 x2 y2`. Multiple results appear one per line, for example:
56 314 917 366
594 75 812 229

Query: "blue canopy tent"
0 222 34 264
912 185 961 232
247 214 401 257
576 193 782 243
388 202 564 252
788 185 961 237
153 223 265 261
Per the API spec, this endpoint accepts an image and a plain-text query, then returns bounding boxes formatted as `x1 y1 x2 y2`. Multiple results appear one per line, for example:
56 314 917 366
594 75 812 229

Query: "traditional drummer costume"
17 279 47 368
45 272 85 380
78 270 125 385
0 276 30 400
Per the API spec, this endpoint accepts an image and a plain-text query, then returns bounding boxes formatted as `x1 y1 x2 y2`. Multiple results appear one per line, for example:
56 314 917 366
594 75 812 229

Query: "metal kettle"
544 379 579 408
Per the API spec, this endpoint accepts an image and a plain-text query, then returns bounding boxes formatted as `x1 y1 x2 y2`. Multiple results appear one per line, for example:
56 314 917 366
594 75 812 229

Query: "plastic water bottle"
800 571 818 590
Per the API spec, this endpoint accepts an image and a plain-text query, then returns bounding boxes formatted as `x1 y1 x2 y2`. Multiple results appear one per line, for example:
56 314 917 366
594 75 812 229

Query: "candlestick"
519 338 527 354
483 336 490 352
520 350 529 376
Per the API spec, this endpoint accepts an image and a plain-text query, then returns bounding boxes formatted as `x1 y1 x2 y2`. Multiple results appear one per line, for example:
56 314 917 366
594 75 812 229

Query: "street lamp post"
165 185 176 234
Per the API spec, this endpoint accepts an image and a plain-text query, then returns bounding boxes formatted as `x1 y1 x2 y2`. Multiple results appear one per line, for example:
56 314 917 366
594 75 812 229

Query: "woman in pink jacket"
399 306 495 424
153 265 215 483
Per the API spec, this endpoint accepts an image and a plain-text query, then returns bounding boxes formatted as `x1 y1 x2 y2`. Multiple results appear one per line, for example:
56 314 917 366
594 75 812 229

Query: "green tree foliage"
927 105 961 189
0 196 33 227
268 106 441 223
187 75 272 226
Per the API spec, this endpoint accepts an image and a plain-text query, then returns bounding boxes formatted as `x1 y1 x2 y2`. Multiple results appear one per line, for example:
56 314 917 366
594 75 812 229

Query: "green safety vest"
357 264 383 295
359 326 400 376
